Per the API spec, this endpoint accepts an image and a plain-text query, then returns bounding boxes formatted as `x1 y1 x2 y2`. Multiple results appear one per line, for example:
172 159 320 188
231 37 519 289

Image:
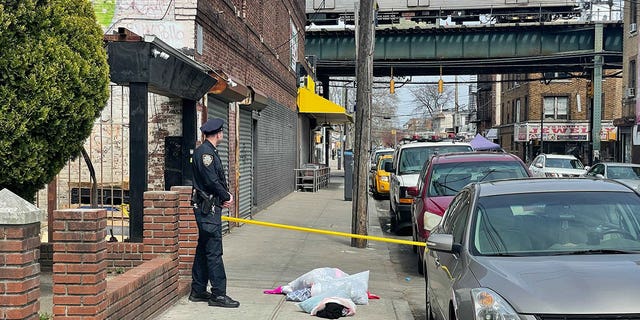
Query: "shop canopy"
297 79 352 124
470 133 503 151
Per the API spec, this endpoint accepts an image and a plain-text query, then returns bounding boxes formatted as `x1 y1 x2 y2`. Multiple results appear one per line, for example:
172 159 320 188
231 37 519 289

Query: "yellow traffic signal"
390 78 395 94
438 79 444 94
587 82 593 98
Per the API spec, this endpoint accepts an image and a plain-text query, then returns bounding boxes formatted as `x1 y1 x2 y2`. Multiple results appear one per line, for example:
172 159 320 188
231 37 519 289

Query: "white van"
385 141 472 234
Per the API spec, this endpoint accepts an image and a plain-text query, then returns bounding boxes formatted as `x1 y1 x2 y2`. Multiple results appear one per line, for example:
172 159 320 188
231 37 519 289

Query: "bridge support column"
591 23 603 165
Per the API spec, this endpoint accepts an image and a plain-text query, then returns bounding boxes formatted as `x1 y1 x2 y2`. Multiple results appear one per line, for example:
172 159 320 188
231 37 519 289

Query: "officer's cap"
200 118 224 134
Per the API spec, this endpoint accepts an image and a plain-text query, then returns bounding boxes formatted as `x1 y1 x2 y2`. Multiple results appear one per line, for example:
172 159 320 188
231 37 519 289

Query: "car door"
529 155 544 177
585 163 604 178
428 189 471 316
412 159 430 237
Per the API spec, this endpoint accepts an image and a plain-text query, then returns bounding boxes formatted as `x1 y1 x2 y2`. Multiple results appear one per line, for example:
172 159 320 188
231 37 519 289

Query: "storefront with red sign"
512 122 617 163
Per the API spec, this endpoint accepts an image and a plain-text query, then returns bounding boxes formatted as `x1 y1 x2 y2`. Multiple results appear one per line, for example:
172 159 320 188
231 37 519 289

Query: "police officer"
188 118 240 308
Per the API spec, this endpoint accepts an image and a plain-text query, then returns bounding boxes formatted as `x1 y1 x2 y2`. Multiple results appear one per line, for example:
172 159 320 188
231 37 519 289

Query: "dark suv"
408 152 532 273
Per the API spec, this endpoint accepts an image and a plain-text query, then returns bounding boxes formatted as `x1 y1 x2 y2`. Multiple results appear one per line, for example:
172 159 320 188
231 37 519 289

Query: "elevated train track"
305 21 623 77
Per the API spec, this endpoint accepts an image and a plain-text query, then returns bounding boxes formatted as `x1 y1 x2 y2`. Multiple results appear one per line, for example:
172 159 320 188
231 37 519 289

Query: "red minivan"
408 152 532 274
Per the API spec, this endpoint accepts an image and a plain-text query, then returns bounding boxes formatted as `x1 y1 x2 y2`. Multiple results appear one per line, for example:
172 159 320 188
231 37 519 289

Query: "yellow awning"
297 87 353 124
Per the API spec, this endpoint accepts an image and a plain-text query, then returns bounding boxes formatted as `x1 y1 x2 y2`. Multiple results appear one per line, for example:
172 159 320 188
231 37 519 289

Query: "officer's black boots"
208 295 240 308
188 290 211 302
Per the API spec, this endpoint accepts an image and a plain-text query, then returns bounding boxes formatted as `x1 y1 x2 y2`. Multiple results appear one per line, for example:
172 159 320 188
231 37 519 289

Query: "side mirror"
426 233 455 253
584 166 591 171
384 162 393 173
407 186 419 197
595 174 605 179
535 163 543 168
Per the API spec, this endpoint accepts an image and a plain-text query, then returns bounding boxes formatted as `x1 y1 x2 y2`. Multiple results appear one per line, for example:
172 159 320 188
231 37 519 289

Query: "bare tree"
370 85 398 147
409 84 455 117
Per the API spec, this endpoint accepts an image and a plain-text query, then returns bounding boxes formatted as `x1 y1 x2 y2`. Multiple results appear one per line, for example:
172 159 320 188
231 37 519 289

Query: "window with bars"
543 96 569 120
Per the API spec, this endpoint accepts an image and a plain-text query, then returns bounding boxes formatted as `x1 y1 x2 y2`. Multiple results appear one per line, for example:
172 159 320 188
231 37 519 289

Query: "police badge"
202 154 213 166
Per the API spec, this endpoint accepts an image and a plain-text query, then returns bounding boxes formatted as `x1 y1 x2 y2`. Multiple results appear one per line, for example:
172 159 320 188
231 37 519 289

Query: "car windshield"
399 145 472 175
373 151 393 166
378 158 392 170
472 192 640 256
545 158 584 169
428 161 529 197
607 166 640 180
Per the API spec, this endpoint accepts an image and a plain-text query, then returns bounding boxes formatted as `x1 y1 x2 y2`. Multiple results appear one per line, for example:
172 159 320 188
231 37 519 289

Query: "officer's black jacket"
192 139 231 203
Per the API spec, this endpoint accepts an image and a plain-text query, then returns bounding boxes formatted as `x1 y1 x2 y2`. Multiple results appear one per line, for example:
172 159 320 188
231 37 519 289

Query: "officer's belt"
192 187 219 212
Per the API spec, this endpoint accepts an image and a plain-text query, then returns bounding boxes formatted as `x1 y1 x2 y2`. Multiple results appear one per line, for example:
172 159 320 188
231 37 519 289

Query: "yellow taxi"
372 155 393 199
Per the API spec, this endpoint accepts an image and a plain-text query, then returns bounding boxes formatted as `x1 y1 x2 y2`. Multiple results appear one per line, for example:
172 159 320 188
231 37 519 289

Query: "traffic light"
390 78 395 94
438 78 444 94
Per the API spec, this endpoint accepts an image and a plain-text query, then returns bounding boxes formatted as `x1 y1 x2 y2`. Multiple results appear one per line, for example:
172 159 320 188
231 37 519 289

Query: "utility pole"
352 0 374 248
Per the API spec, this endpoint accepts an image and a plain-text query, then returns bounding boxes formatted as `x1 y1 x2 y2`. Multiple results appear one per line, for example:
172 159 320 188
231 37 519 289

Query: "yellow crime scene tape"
222 216 426 247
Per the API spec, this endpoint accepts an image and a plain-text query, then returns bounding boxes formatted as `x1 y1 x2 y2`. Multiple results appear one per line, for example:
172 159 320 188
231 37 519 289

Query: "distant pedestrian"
189 118 239 308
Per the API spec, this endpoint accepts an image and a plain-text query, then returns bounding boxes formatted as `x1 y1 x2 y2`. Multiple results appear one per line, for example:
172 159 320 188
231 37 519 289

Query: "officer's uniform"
190 118 239 308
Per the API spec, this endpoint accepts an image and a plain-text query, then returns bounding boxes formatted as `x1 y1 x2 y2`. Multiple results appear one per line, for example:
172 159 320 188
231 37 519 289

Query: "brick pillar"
142 191 179 261
52 209 107 319
0 188 42 320
170 186 197 279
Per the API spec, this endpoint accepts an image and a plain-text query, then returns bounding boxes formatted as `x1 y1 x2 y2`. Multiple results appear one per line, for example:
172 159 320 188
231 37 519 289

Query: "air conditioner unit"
627 87 635 97
631 23 637 33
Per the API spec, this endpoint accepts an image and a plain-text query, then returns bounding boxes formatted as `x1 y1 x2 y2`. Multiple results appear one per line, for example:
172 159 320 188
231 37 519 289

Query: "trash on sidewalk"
263 267 371 318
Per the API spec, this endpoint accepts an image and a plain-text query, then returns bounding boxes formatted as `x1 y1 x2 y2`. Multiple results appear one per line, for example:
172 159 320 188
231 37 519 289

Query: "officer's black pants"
192 207 227 297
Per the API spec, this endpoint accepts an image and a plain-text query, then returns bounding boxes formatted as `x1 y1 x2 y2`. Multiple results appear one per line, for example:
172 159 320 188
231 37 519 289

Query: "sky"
392 75 473 126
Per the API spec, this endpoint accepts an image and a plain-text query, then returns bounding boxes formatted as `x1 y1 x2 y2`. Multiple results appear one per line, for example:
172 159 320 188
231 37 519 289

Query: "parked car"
424 178 640 320
408 152 531 274
371 155 393 199
385 141 473 234
369 148 394 192
528 153 586 177
583 162 640 191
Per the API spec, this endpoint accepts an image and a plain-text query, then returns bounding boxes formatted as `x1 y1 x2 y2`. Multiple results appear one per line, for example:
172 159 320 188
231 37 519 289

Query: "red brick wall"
195 0 301 111
106 242 145 272
49 191 187 319
170 186 198 282
52 208 108 319
0 223 41 320
106 257 178 319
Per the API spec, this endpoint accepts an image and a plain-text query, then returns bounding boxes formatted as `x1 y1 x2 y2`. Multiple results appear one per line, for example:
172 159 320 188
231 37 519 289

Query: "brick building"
39 0 309 241
479 72 622 164
621 1 640 163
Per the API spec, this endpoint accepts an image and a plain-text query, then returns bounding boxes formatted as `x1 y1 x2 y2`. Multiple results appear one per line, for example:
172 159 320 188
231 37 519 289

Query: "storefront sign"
514 122 616 142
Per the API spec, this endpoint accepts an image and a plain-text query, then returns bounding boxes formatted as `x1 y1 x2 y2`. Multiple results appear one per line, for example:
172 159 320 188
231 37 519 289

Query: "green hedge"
0 0 109 201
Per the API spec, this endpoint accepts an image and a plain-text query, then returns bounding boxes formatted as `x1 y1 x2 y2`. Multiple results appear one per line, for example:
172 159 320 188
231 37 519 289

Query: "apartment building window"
543 96 568 120
515 99 521 123
632 0 638 26
630 60 637 93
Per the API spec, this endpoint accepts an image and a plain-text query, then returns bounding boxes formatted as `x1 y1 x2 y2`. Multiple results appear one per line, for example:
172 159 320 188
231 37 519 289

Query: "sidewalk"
154 170 416 320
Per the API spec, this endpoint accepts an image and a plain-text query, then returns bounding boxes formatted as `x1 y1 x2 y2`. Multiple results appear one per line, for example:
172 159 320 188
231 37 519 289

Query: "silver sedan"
583 162 640 191
424 178 640 320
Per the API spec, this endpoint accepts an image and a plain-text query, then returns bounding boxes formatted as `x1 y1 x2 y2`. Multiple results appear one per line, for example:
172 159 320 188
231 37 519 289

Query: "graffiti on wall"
92 0 194 49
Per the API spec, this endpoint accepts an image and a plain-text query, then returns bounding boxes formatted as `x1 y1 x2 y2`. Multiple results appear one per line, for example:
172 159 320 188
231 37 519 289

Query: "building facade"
39 0 307 240
621 0 640 163
494 72 622 164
